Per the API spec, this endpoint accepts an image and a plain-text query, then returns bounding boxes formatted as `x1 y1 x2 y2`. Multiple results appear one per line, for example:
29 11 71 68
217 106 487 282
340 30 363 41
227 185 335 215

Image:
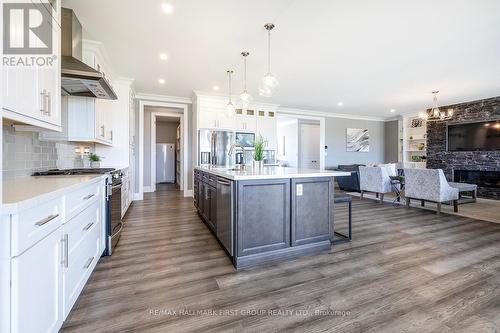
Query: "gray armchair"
404 168 459 214
359 166 394 204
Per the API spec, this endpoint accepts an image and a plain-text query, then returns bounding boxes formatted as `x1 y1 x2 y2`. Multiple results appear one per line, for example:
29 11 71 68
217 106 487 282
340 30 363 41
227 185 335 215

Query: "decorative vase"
253 160 264 170
90 161 100 168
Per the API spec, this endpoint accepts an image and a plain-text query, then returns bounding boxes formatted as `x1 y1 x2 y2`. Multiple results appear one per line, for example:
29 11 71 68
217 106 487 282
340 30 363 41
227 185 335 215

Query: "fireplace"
453 170 500 200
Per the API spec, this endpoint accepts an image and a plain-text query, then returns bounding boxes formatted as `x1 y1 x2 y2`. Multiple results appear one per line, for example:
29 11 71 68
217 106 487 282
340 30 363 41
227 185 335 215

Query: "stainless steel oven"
104 170 123 256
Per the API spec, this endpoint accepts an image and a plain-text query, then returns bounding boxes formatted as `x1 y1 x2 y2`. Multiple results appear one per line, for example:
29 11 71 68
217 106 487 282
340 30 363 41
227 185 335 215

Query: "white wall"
156 121 178 144
324 117 386 166
276 117 298 167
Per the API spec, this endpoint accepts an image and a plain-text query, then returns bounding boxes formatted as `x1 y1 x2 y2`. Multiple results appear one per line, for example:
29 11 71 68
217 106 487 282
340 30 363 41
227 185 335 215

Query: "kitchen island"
194 166 350 269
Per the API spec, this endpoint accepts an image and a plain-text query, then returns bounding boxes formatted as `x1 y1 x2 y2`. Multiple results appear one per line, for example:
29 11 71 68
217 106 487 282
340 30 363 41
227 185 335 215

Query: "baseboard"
184 190 193 197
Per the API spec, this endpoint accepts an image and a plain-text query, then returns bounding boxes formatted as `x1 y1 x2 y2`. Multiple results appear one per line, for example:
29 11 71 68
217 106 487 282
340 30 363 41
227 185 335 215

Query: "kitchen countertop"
2 175 107 214
195 165 351 180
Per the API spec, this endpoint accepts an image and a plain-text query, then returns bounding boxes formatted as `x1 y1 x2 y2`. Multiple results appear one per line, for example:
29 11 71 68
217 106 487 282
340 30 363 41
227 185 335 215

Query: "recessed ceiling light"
158 78 165 84
212 85 220 91
337 102 343 107
390 109 396 113
159 53 168 60
161 3 174 14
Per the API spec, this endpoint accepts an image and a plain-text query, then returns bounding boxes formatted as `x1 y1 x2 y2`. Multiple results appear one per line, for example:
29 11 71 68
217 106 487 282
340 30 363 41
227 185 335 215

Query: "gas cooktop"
32 168 116 176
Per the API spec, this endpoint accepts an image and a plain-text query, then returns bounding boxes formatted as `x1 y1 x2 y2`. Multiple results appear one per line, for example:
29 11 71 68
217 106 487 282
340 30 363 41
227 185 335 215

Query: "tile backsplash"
2 124 90 179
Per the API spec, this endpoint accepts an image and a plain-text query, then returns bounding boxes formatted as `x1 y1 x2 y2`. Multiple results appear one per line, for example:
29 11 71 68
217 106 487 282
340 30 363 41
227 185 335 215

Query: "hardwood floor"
61 184 500 332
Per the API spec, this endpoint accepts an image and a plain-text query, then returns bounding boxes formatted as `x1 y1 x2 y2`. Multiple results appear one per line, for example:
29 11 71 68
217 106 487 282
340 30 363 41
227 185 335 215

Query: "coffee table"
448 182 477 204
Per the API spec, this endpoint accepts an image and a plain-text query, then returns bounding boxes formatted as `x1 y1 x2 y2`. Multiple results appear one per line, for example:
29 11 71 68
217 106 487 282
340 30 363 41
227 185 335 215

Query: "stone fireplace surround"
426 96 500 200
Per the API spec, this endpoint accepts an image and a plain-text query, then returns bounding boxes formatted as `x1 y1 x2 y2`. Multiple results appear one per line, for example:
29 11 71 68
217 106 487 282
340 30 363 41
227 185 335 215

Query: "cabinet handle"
38 90 51 115
101 125 105 137
84 257 95 269
83 222 95 231
35 213 59 226
110 130 113 141
83 193 95 200
62 234 69 268
45 91 51 116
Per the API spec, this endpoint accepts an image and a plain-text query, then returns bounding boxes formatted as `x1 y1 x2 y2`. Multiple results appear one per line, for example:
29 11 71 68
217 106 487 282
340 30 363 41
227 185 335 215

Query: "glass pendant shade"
263 72 279 89
240 90 251 102
225 101 235 117
258 84 273 97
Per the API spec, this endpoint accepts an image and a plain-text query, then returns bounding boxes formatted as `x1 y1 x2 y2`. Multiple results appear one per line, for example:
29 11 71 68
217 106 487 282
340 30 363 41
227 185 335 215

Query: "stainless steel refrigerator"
156 143 175 183
199 130 235 167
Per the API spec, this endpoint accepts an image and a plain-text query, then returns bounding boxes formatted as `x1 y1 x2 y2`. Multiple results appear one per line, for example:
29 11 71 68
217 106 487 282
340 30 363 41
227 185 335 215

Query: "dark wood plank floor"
61 184 500 333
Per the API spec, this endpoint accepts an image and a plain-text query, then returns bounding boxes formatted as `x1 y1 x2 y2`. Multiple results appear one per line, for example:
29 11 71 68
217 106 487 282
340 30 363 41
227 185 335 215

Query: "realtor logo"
3 2 53 55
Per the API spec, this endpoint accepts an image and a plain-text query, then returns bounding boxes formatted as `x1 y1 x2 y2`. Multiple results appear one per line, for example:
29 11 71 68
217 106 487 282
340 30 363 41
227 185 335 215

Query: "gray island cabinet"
194 166 350 269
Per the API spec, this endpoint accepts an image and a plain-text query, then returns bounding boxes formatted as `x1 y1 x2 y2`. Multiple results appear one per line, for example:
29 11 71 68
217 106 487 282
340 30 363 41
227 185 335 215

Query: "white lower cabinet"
11 229 63 333
2 179 106 333
63 201 101 316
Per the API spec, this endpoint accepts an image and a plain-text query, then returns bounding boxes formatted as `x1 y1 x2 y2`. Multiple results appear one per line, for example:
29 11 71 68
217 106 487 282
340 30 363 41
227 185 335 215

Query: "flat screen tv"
447 120 500 151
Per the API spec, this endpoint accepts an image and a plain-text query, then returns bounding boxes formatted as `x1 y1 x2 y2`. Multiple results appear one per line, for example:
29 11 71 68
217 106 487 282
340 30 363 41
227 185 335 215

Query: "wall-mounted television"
447 120 500 151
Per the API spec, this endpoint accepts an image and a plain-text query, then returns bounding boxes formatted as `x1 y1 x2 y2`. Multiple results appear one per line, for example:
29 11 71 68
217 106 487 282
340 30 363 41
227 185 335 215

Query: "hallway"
61 190 500 332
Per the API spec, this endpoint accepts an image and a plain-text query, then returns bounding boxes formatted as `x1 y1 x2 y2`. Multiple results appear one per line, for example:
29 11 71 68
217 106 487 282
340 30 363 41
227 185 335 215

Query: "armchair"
404 168 459 214
359 166 394 204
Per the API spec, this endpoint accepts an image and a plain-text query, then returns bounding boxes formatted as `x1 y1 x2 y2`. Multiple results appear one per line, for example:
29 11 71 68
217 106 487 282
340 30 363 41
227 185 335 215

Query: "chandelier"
419 91 454 121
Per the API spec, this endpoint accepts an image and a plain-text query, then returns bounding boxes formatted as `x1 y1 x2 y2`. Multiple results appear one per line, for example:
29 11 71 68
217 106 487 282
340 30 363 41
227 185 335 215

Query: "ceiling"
63 0 500 119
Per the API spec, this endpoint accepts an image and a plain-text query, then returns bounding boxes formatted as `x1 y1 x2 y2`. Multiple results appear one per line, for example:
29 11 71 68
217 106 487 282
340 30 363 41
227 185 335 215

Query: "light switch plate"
296 184 303 196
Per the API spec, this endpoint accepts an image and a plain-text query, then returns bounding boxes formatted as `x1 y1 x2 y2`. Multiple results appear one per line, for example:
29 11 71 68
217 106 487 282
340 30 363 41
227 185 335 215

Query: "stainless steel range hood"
61 8 117 100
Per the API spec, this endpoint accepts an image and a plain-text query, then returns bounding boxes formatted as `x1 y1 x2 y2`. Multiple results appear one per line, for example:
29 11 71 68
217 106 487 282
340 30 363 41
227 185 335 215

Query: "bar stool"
332 194 352 244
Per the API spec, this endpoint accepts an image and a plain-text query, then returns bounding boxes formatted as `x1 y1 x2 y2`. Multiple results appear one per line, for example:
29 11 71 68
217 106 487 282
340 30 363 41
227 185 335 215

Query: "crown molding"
135 93 192 104
277 107 390 122
192 90 280 108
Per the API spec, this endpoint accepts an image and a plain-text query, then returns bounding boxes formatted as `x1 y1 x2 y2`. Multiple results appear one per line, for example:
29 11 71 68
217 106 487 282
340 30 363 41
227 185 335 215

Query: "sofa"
329 164 365 192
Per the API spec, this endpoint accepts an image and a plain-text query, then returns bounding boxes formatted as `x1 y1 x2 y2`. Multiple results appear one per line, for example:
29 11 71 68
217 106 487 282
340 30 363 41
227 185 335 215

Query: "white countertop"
2 175 107 214
195 166 351 180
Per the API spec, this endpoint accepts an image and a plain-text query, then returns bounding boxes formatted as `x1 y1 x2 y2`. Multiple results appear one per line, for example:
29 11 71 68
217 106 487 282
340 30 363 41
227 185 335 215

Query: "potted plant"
252 135 267 169
89 153 102 168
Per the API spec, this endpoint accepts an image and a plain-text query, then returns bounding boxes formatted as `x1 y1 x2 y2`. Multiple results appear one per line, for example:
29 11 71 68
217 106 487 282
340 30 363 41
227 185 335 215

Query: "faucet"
228 143 245 168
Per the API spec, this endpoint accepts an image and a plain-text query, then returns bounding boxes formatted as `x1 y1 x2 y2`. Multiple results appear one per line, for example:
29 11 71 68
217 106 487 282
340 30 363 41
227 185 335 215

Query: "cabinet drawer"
65 182 100 220
65 200 100 255
64 220 100 316
11 197 63 256
208 175 217 187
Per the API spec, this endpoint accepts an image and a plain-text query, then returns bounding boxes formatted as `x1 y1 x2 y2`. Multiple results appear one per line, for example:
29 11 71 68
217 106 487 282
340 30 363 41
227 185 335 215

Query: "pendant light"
259 23 278 97
240 51 252 108
225 70 235 117
418 91 453 121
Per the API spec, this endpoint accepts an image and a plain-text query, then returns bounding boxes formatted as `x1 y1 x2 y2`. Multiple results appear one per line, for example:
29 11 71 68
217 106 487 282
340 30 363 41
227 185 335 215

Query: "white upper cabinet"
195 93 278 150
40 40 115 145
256 110 277 149
1 0 62 131
234 109 257 132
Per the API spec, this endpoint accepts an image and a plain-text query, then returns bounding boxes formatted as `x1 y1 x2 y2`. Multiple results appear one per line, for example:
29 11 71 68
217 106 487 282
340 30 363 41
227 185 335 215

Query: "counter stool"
332 194 352 244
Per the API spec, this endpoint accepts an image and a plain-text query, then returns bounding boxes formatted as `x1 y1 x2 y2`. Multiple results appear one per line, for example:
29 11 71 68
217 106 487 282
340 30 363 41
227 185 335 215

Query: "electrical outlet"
296 184 303 196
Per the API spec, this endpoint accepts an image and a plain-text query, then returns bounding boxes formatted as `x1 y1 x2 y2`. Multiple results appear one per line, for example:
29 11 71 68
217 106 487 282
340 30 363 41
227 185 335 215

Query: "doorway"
277 113 325 169
154 116 180 188
299 122 320 169
138 100 189 199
